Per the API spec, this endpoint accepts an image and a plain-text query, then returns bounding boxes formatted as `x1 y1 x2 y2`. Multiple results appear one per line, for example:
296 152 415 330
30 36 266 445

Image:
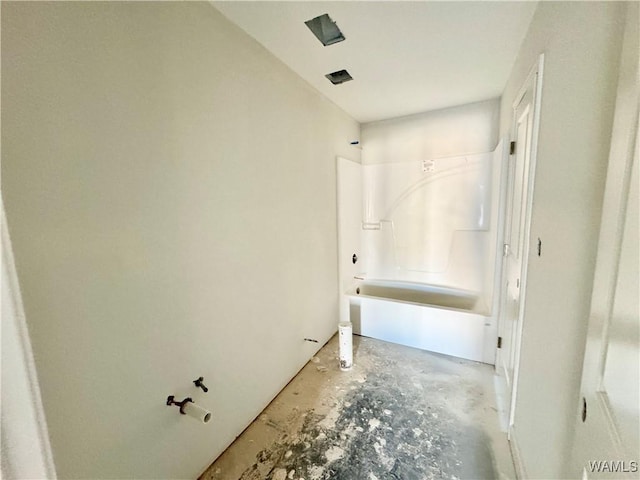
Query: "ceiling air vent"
304 14 345 46
325 69 353 85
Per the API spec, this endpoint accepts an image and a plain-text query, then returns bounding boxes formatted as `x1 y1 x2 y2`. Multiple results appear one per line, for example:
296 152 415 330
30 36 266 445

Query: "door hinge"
510 141 516 155
497 336 502 349
503 243 510 257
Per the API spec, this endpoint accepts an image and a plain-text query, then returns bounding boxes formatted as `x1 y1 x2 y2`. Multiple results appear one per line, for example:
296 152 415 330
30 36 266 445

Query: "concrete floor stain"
203 336 509 480
238 364 494 479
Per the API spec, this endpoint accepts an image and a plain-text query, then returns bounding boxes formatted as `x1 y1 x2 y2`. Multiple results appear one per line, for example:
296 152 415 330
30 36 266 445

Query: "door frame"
1 197 57 479
496 54 545 453
570 3 639 476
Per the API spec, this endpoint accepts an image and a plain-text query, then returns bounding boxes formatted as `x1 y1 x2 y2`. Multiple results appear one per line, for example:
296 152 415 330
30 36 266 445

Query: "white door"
571 5 639 478
496 56 543 430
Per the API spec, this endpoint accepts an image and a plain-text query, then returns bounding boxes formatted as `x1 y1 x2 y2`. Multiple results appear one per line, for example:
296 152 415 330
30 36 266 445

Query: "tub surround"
341 139 503 364
360 150 500 298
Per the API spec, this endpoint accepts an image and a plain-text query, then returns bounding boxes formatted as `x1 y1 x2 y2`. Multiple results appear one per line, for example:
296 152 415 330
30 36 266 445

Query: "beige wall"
361 97 500 164
1 2 359 478
500 2 625 478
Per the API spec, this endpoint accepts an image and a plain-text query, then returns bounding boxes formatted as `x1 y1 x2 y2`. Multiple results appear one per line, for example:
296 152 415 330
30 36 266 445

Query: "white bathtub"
347 279 496 364
348 279 485 313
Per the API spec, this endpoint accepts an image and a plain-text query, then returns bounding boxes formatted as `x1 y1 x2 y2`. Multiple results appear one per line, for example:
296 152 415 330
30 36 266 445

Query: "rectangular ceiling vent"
325 69 353 85
305 14 345 46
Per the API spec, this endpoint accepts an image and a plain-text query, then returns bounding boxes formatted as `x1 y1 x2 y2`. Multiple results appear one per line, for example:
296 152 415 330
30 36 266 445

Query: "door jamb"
504 53 545 437
1 197 57 478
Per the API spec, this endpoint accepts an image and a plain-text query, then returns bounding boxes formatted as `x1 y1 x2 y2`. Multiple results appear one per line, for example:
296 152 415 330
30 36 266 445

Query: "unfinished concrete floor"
200 335 515 480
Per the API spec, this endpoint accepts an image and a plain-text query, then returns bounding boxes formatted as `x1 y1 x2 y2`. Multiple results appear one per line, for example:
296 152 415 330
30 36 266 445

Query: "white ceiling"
213 1 538 124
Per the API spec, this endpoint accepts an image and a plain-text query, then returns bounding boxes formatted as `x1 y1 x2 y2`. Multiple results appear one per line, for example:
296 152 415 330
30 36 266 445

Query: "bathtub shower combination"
338 146 504 364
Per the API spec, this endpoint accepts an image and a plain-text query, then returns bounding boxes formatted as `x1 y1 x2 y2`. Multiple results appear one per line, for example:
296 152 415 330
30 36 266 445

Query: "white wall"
499 2 625 478
336 158 363 325
1 2 359 478
361 97 500 165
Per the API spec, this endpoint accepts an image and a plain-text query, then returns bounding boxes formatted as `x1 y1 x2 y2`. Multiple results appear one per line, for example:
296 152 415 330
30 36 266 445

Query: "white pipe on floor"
339 321 353 371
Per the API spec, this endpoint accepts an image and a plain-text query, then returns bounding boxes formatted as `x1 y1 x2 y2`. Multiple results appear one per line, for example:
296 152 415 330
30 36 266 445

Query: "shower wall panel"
361 153 494 294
